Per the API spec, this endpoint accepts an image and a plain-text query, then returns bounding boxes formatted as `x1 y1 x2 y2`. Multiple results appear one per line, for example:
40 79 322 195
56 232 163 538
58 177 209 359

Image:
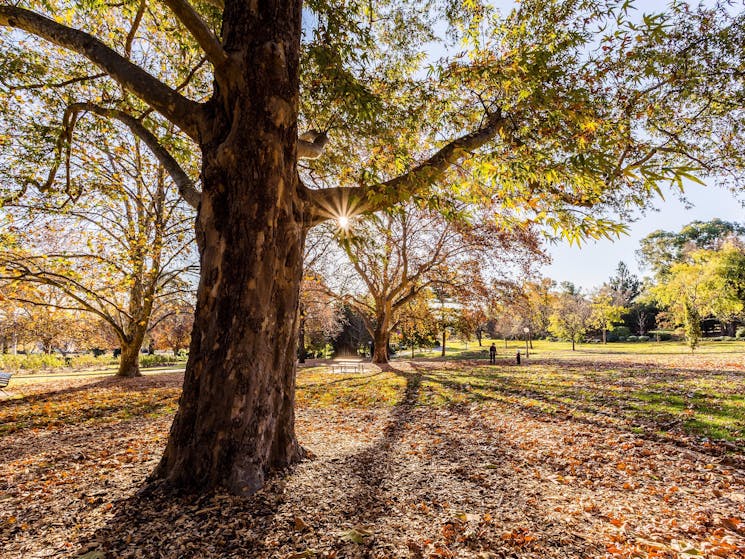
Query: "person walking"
489 342 496 364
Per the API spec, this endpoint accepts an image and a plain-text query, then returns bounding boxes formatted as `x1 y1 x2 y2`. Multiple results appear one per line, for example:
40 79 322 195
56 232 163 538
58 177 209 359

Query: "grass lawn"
1 343 744 558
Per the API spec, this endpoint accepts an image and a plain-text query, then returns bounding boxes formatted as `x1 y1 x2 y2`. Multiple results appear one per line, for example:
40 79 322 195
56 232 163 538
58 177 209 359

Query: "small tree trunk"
441 331 446 357
572 339 576 351
298 311 306 364
602 329 607 344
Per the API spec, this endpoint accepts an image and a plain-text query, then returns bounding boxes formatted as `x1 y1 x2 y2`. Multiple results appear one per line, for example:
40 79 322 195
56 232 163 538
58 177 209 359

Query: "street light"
523 327 530 358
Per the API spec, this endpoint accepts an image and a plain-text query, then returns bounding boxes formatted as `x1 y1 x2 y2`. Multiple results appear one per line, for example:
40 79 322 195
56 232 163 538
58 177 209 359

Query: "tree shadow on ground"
74 365 427 558
403 361 745 464
0 374 181 441
1 372 183 403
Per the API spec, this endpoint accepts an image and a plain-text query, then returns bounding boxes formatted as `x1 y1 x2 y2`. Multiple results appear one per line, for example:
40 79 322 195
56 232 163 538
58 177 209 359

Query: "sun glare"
337 215 350 230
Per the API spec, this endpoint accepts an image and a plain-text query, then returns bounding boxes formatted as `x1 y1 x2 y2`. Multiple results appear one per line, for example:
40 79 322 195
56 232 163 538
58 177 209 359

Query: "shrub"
611 325 631 339
72 354 115 368
736 326 745 339
606 332 619 343
139 353 186 368
627 335 638 342
709 336 724 342
649 331 673 341
0 353 113 372
637 335 650 342
722 336 736 341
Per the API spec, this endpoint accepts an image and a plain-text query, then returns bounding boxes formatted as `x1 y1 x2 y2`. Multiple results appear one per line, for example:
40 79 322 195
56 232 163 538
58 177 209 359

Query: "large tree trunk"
153 1 304 495
117 335 144 378
372 317 390 364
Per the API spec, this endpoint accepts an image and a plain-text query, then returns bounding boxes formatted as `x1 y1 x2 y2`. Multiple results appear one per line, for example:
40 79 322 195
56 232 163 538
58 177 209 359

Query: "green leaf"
340 526 374 544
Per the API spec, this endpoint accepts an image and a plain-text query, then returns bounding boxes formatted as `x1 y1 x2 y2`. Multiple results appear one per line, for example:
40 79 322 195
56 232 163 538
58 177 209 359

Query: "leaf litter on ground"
0 354 743 558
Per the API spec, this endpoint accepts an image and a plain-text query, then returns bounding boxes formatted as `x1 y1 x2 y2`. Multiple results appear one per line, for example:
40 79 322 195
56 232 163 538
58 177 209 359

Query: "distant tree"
151 301 194 356
453 305 490 347
638 220 745 278
626 300 659 337
590 287 626 343
608 261 641 306
701 241 745 336
549 288 592 351
14 288 91 354
329 205 537 363
397 294 439 358
299 276 344 359
651 253 709 350
683 301 703 353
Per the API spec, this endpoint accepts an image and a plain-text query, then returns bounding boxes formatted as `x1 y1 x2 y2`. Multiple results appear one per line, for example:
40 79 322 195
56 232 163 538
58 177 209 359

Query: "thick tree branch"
160 0 229 70
298 131 329 160
66 102 201 208
306 112 508 224
0 6 204 139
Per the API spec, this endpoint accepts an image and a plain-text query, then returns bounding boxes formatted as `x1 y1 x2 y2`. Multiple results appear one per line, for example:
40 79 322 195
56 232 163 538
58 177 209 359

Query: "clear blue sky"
541 185 745 290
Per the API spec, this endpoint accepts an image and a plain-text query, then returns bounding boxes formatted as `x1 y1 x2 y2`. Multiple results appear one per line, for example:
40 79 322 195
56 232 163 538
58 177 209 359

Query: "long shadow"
405 362 745 466
74 367 421 558
333 364 422 520
312 365 607 556
0 372 183 406
298 370 386 389
0 375 182 443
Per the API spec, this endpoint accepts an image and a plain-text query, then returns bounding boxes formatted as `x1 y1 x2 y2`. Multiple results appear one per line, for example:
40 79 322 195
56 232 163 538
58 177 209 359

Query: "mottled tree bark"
153 0 305 495
117 333 144 378
372 316 390 364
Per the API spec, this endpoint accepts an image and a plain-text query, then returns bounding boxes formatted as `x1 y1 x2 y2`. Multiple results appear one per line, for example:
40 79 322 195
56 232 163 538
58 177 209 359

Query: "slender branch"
66 102 201 208
0 72 107 91
0 6 204 139
124 0 146 57
159 0 229 70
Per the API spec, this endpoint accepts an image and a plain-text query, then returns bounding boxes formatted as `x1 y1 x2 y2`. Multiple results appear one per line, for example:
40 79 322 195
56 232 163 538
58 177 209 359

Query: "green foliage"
138 353 186 368
638 220 745 278
683 300 702 353
548 291 591 349
737 326 745 339
611 325 631 339
0 353 113 372
589 288 626 342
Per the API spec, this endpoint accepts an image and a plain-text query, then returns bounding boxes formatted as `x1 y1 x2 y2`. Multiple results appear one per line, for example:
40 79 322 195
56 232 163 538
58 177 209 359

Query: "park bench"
330 359 365 374
0 372 12 397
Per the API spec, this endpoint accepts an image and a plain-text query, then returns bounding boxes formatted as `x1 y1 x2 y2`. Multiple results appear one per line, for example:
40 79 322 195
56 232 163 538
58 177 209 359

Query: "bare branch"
0 6 204 139
124 0 147 57
159 0 229 70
